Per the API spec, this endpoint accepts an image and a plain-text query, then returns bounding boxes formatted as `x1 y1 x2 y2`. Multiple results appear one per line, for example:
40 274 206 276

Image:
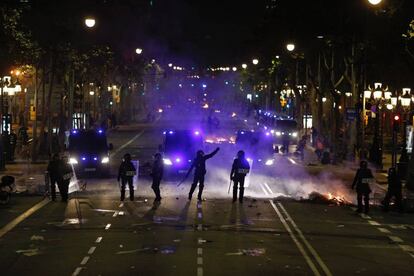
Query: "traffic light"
393 114 400 132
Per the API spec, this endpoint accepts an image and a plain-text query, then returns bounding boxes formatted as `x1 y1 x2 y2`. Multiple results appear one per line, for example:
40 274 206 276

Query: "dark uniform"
382 168 403 212
151 153 164 201
47 153 61 201
230 151 250 203
58 156 73 202
117 153 136 201
352 161 373 213
186 147 220 200
9 131 17 161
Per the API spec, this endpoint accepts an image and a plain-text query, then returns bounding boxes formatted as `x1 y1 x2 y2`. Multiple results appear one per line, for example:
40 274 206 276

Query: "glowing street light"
84 17 96 28
252 59 259 65
368 0 382 5
242 63 247 69
135 48 143 55
168 63 173 67
286 43 295 52
232 67 237 72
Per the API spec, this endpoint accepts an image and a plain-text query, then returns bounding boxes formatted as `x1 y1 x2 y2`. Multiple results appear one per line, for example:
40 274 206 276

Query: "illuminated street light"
84 17 96 28
168 63 173 67
401 88 411 107
286 43 295 52
368 0 382 5
242 63 247 69
252 59 259 65
89 91 95 96
135 48 143 55
232 67 237 72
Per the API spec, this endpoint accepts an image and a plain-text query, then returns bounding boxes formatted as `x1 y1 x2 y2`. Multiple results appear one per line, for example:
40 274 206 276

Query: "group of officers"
117 147 251 204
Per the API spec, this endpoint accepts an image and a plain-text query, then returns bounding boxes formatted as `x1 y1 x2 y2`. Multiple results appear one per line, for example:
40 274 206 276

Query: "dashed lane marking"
287 157 297 165
119 203 124 208
95 237 103 243
0 199 50 239
260 183 270 196
197 248 203 255
112 211 119 217
368 220 380 226
269 201 321 276
388 236 404 243
263 183 273 195
80 256 90 265
197 257 203 265
360 214 371 219
88 246 96 254
118 211 125 216
377 228 391 234
72 267 82 276
277 202 333 276
197 267 203 276
105 223 111 230
399 245 414 252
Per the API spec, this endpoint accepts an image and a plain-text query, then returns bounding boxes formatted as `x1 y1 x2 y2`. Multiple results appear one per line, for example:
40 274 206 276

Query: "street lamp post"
400 88 412 163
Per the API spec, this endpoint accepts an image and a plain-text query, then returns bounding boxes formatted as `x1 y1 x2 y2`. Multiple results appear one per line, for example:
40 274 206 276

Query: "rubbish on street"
30 235 44 241
226 248 266 256
16 248 41 256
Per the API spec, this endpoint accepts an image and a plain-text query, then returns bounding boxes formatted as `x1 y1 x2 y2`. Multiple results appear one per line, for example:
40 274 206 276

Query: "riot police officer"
185 147 220 201
47 153 61 201
230 150 250 203
352 161 374 214
117 153 136 201
382 167 403 212
151 153 164 202
58 155 73 202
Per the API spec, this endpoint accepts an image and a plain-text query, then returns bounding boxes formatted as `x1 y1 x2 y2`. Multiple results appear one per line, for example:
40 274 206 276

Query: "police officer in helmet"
185 147 220 201
118 153 136 201
150 153 164 202
230 150 250 203
352 160 374 214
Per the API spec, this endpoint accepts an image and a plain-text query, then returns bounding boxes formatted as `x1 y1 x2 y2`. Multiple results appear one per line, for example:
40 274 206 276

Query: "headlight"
69 157 78 164
265 159 274 166
101 157 109 164
292 132 298 137
275 131 282 136
163 158 173 165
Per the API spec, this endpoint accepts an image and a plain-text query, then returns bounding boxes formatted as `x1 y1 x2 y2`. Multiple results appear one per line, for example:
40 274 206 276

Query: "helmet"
154 153 162 159
360 160 368 169
124 153 131 161
197 150 204 157
237 150 245 158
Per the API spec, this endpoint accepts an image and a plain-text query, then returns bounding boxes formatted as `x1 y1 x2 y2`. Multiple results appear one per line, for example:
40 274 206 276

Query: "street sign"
346 108 358 121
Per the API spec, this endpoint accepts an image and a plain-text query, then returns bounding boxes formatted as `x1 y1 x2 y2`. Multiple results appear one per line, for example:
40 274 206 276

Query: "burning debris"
306 192 351 206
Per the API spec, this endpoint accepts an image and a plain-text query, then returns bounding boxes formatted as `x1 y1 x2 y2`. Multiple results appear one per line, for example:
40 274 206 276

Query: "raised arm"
204 147 220 160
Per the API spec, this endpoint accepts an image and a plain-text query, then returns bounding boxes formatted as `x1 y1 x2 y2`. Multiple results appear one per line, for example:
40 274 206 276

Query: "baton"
228 179 233 194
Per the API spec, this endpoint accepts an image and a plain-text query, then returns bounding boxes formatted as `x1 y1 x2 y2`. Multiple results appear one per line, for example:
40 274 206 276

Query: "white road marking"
110 130 146 157
388 236 403 243
287 157 297 165
260 183 270 196
197 257 203 265
197 267 203 276
112 211 119 217
368 220 381 226
410 253 414 259
118 211 125 216
399 245 414 252
390 225 407 230
269 201 321 276
105 223 111 230
88 246 96 254
360 214 371 219
263 183 273 195
197 224 203 231
197 248 203 255
119 203 124 208
377 228 391 234
72 267 82 276
277 202 333 276
80 256 90 265
95 237 103 243
0 199 49 239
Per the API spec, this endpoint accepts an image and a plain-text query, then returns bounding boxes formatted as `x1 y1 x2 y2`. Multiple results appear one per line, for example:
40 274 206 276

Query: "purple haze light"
175 158 181 163
81 157 86 161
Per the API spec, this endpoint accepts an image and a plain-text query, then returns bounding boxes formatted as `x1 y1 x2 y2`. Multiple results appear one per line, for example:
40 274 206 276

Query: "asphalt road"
1 111 413 276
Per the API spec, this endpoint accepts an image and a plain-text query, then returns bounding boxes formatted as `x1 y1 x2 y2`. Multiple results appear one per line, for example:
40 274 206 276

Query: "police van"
67 129 113 177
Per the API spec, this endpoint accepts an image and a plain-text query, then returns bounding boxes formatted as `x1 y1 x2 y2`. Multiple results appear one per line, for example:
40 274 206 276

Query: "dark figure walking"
151 153 164 202
9 131 17 161
352 161 374 214
117 153 136 201
382 167 403 212
186 147 220 201
58 156 73 202
230 150 250 203
47 153 61 201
